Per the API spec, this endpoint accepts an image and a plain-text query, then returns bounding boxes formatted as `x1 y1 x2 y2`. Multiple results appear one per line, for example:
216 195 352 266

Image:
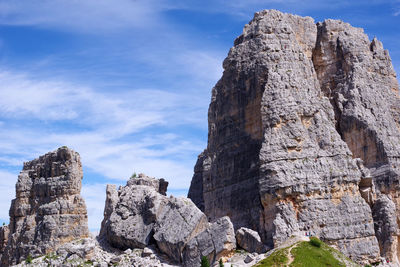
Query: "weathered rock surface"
100 174 236 265
188 9 400 264
182 216 236 267
313 19 400 263
1 146 89 266
372 195 399 263
0 225 9 258
153 196 209 263
236 227 267 254
13 237 180 267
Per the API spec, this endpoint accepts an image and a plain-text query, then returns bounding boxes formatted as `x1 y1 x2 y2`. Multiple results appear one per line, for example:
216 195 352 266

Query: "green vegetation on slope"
290 240 345 267
253 237 357 267
253 247 289 267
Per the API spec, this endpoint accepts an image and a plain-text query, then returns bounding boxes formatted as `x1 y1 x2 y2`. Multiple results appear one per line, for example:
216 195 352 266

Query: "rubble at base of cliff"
11 236 267 267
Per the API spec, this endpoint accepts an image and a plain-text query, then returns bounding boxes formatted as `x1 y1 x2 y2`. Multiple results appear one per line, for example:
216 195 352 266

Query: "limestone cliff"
1 147 89 266
188 9 400 264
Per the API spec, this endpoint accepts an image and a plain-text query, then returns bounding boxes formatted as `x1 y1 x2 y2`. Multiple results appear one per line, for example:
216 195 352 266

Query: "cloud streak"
0 72 205 188
0 0 167 33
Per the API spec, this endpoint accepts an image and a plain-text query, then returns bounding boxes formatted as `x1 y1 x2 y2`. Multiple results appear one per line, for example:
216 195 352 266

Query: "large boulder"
100 174 213 264
1 146 89 266
153 196 209 262
236 227 267 254
182 216 236 267
100 180 166 249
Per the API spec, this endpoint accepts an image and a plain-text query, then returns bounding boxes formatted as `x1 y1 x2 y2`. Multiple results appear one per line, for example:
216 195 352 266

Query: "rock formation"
100 173 236 266
0 225 9 260
1 146 89 266
188 9 400 264
236 227 267 254
182 216 236 266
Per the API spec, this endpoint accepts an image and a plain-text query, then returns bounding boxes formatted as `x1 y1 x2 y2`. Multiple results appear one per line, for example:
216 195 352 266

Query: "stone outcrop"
100 174 236 266
0 225 9 259
236 227 267 253
188 9 400 264
182 216 236 267
1 146 89 266
313 19 400 262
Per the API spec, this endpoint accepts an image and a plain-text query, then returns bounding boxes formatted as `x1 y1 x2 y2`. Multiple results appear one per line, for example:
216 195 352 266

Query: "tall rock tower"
189 10 400 264
1 146 89 266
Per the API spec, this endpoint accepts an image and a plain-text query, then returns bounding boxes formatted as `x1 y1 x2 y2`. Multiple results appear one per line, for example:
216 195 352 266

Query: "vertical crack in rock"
0 146 89 266
312 19 400 263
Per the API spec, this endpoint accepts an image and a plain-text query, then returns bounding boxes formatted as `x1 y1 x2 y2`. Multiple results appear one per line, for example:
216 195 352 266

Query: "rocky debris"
244 254 254 264
141 247 154 257
13 237 179 267
1 146 89 266
100 174 236 265
187 9 400 264
182 216 236 267
56 237 96 260
236 227 267 253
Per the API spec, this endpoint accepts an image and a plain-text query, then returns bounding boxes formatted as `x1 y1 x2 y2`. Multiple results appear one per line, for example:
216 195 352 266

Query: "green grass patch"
253 247 289 267
253 238 359 267
309 237 322 248
290 241 346 267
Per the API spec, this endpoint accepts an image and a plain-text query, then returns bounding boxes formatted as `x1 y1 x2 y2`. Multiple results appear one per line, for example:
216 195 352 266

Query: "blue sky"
0 0 399 231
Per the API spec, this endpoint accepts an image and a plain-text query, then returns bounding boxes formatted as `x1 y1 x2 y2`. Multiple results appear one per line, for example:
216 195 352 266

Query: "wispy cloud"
0 70 204 186
0 170 17 223
0 69 205 228
0 0 168 33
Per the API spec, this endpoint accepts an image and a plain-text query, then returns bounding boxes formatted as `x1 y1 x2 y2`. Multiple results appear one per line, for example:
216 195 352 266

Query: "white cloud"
0 70 205 189
0 0 166 33
0 70 205 130
0 170 18 223
0 69 206 231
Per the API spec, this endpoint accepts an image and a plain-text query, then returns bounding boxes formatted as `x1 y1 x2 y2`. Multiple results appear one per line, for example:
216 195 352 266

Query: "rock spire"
1 146 89 266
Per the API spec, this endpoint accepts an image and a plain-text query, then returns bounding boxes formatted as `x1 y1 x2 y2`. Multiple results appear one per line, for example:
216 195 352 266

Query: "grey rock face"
236 227 267 253
1 146 89 266
188 9 400 264
99 184 119 238
182 216 236 267
0 225 9 258
153 196 209 262
372 195 399 262
100 174 224 264
314 19 400 263
101 175 167 249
